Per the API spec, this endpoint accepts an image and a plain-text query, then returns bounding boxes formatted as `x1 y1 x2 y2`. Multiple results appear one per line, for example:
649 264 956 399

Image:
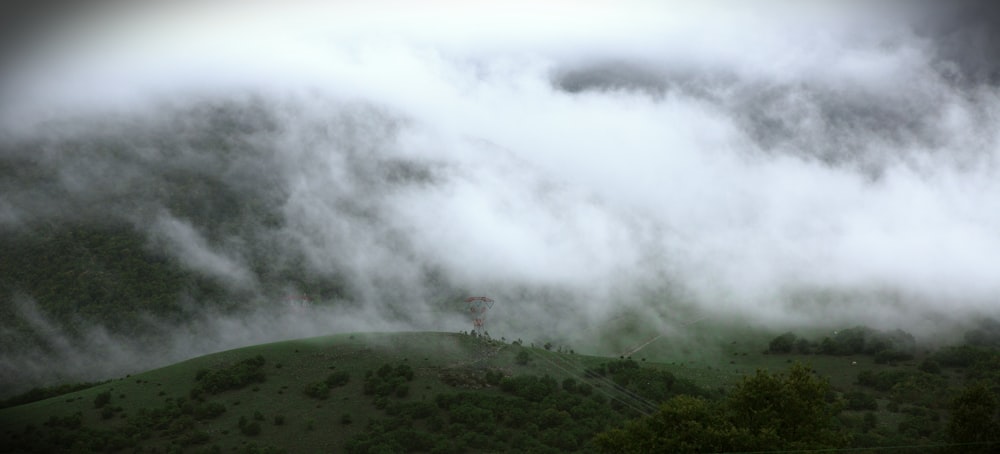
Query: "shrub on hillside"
768 332 797 353
303 381 331 400
191 355 267 397
844 391 878 411
93 391 111 409
963 318 1000 348
814 327 916 357
515 350 531 365
0 381 102 409
325 371 350 388
857 370 912 392
930 345 993 368
363 362 415 399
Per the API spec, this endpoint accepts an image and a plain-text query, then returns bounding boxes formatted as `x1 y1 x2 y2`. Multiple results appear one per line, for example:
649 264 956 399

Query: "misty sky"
2 0 1000 388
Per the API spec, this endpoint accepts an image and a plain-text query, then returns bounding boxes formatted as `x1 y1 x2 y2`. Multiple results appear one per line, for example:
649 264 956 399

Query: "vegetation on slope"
1 327 999 453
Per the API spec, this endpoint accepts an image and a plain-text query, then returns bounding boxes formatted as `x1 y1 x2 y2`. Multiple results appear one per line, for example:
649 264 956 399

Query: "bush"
794 338 814 354
516 350 531 365
241 421 261 436
0 381 101 409
192 355 267 396
325 371 350 388
303 382 330 400
844 392 878 411
857 370 911 392
768 332 797 354
274 415 285 426
364 362 416 399
930 346 992 368
94 391 111 409
562 378 577 393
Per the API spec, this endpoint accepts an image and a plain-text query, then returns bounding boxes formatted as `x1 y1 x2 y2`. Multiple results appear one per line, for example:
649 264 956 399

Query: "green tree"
515 350 531 365
596 364 846 452
595 395 752 453
728 363 843 448
948 382 1000 453
768 332 797 354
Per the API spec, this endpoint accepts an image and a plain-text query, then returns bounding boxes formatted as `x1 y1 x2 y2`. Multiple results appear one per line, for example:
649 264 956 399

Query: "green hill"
2 329 999 453
0 331 668 453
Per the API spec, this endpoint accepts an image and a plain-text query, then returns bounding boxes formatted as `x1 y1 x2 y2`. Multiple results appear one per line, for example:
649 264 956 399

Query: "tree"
728 363 842 448
948 382 1000 453
768 332 797 354
595 396 752 453
596 364 847 452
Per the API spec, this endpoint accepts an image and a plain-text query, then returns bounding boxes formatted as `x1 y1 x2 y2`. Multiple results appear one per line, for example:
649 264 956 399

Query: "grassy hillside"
2 329 998 453
0 332 647 452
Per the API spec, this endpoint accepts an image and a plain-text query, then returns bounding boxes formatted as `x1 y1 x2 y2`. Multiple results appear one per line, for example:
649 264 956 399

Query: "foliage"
3 393 233 452
963 318 1000 348
326 370 350 387
93 391 111 409
948 382 1000 452
595 395 754 453
192 355 267 397
596 363 847 452
768 332 797 354
769 326 920 362
929 345 994 368
4 330 997 453
352 380 626 454
0 224 209 335
363 363 414 399
728 363 844 448
887 373 949 408
303 370 352 400
965 353 1000 393
844 391 878 411
0 381 102 409
857 369 912 392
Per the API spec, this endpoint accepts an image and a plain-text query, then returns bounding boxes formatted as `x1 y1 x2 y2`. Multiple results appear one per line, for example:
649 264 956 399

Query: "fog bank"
2 1 1000 392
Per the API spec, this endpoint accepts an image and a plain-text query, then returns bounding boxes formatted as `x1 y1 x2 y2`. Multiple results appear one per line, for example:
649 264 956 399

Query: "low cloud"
2 1 1000 391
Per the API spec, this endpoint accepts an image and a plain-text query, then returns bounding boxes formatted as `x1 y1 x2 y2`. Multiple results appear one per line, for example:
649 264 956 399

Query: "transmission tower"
464 296 494 335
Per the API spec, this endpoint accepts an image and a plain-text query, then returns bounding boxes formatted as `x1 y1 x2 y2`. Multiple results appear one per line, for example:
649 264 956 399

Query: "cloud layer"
2 0 1000 390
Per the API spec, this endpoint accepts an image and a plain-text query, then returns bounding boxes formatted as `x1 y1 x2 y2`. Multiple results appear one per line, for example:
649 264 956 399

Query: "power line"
539 349 662 413
523 347 660 417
